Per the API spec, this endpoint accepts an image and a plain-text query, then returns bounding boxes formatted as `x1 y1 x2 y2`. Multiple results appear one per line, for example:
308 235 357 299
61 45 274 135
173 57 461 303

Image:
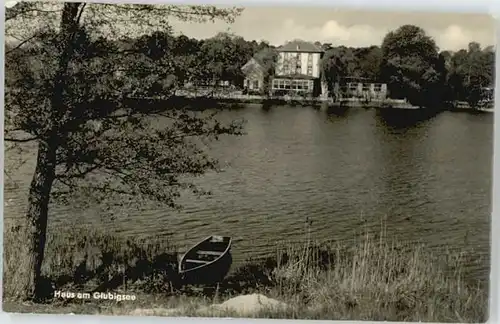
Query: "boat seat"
197 250 224 256
185 259 210 264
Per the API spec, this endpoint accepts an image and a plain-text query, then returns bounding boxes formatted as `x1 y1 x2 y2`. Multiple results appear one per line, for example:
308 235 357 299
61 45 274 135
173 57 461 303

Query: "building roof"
241 57 265 73
277 40 324 53
242 48 278 73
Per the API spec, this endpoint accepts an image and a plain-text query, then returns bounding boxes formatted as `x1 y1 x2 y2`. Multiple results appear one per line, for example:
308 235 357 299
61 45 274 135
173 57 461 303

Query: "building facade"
339 77 388 100
241 57 266 93
271 40 324 97
479 86 494 108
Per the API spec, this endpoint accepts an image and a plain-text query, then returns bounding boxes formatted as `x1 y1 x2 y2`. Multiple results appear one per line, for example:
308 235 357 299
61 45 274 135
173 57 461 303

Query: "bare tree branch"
4 137 39 143
6 34 39 55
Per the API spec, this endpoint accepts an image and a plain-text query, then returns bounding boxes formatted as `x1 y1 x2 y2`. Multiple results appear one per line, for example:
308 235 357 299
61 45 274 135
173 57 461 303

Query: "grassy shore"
3 220 488 322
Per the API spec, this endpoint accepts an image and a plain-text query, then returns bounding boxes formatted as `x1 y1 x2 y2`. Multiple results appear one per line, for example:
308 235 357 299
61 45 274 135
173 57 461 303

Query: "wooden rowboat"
178 235 232 285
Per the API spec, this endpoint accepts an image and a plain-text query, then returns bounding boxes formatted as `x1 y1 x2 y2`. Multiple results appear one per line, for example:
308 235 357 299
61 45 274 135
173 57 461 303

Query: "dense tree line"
6 30 272 91
167 24 494 108
8 23 494 107
320 25 495 108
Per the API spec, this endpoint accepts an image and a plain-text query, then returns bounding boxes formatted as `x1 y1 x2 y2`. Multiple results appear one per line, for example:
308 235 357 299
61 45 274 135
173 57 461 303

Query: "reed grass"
3 220 179 300
2 219 488 322
267 231 487 322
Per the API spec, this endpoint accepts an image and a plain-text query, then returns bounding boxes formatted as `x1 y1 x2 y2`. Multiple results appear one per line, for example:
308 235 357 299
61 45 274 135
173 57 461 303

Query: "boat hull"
178 236 232 286
180 251 232 285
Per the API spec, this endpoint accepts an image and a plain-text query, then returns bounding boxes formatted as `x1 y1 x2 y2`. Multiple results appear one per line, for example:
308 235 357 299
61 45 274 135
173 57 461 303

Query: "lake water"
4 105 493 281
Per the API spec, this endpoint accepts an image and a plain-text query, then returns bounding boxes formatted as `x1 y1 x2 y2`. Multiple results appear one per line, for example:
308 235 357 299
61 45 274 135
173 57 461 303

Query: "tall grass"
3 220 179 300
2 219 488 322
268 231 487 322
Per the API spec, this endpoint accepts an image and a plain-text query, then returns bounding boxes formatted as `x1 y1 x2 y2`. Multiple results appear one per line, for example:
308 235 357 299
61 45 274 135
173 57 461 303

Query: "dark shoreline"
128 94 494 114
3 223 489 321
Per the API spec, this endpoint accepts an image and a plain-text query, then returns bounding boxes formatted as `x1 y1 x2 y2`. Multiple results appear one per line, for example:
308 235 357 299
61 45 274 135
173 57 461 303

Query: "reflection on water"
4 105 492 281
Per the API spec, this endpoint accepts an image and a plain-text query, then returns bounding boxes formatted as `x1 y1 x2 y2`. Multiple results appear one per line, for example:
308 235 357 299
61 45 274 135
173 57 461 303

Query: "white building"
271 40 324 96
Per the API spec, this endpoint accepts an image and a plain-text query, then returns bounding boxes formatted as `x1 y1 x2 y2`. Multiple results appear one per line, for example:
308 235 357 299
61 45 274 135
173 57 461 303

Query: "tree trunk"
17 138 58 300
16 3 83 301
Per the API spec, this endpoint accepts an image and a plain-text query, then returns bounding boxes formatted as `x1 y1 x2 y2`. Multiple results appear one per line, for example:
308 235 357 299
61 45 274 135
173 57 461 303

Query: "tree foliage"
352 46 383 81
252 47 279 93
321 48 349 95
198 32 255 87
379 25 447 107
447 43 495 107
5 1 244 301
313 26 494 108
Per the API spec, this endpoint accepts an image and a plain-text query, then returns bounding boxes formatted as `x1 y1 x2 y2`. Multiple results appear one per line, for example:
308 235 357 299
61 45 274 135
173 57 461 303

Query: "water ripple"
4 107 492 281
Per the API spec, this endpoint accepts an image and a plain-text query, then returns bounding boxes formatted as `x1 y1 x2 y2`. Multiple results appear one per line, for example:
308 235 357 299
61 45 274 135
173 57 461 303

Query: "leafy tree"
353 46 382 81
171 34 203 85
446 49 468 101
447 42 495 107
380 25 446 108
320 48 348 97
252 47 278 94
437 50 455 101
5 1 243 301
334 46 358 76
257 40 272 51
321 43 333 51
198 32 254 87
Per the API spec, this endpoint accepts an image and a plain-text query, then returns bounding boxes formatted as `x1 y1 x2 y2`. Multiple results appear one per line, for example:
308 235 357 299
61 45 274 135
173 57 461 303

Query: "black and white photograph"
3 1 495 322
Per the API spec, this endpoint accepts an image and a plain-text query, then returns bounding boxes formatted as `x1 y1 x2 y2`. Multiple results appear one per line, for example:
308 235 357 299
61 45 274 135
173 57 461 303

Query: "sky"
169 6 496 51
4 2 496 51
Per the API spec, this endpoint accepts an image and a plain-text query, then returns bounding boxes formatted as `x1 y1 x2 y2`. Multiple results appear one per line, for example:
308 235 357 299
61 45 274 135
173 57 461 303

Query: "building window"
362 84 370 91
272 79 313 92
295 53 301 74
252 80 259 89
307 53 313 76
374 84 382 92
282 53 293 75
